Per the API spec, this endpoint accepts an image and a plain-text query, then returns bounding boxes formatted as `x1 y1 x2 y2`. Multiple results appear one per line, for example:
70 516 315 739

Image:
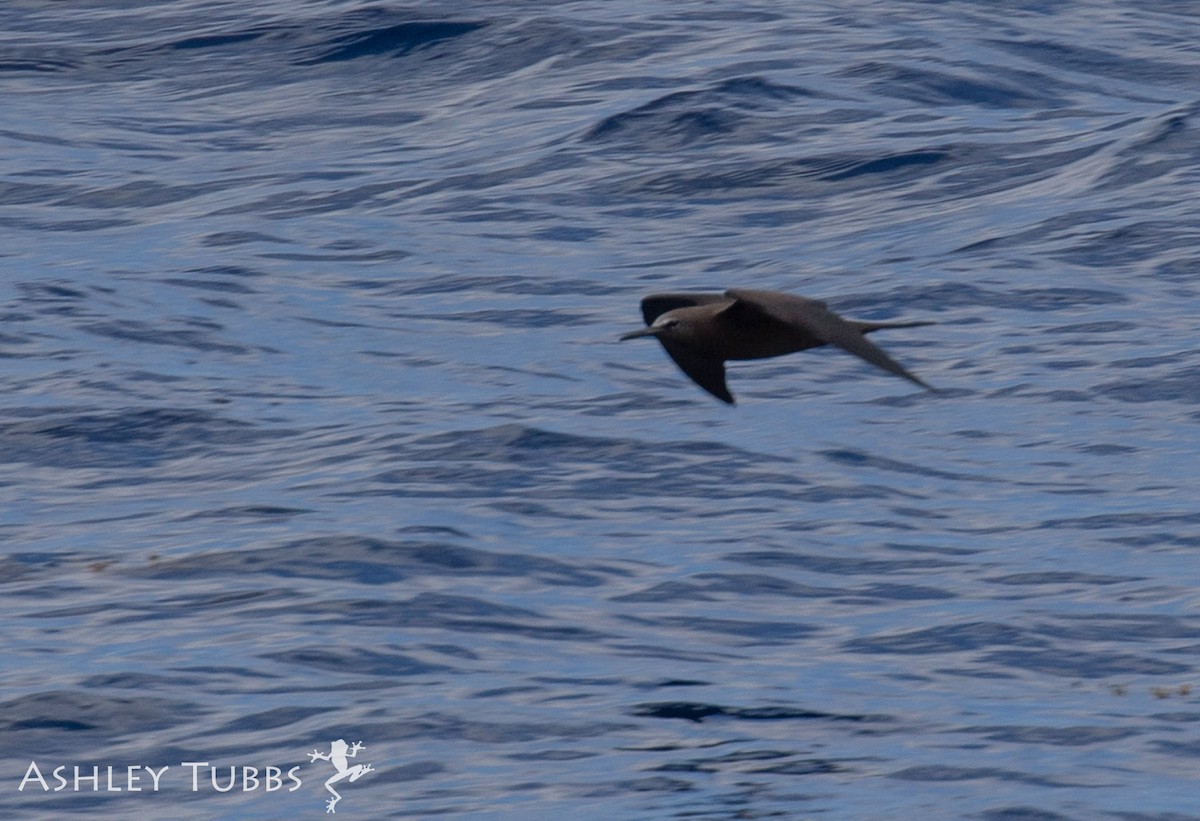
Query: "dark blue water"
3 2 1200 818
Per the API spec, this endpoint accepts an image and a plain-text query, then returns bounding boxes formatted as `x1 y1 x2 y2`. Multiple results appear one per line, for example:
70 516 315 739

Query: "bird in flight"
620 288 934 404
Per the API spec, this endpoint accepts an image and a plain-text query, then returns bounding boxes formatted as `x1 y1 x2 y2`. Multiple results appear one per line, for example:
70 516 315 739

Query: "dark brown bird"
620 288 934 404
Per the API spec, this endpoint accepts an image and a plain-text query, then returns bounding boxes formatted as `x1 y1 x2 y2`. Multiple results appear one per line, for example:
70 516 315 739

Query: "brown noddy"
620 288 934 404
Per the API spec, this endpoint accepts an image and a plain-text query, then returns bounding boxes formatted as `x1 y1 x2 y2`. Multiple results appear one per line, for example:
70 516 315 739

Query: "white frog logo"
308 739 373 813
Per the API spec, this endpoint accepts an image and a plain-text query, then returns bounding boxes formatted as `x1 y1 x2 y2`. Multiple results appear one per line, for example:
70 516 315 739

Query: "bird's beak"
619 326 660 341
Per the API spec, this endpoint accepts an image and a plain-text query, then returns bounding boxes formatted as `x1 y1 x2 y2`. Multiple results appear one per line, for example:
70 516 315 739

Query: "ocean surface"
2 2 1200 819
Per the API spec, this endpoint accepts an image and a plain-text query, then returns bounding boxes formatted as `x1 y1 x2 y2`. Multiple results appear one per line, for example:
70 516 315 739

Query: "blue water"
3 2 1200 818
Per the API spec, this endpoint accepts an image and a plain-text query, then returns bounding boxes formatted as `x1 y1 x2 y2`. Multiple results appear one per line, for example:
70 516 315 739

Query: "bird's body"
620 289 934 404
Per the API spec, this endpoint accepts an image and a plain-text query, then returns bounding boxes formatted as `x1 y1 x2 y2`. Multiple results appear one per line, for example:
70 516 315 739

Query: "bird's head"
619 310 691 342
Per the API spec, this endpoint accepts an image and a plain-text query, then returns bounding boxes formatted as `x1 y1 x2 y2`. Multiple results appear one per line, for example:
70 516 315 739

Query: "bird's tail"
854 319 935 333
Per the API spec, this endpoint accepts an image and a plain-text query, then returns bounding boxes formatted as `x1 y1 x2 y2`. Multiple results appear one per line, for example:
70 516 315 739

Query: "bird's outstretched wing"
639 292 729 326
658 339 735 404
725 289 932 390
